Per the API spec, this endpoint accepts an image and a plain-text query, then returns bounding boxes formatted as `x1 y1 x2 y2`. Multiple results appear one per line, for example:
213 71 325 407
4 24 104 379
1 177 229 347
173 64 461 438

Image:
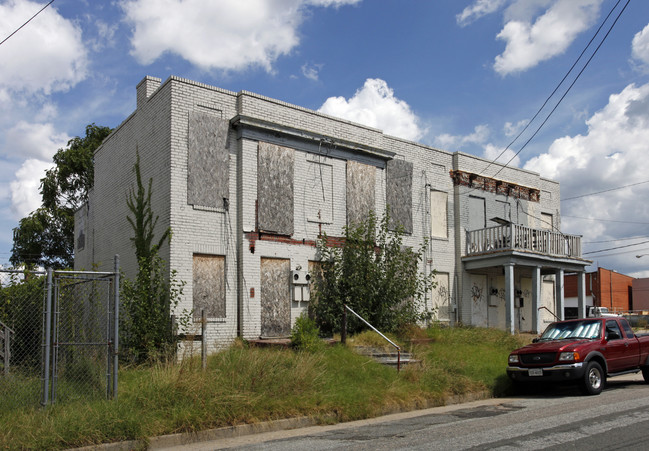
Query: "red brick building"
565 268 633 316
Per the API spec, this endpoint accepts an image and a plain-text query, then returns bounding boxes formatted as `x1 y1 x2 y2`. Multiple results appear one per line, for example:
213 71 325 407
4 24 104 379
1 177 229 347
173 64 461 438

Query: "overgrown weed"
0 326 528 449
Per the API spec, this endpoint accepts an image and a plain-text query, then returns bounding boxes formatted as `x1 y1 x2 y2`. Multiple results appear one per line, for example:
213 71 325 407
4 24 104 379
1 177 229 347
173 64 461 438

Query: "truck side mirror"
606 330 621 340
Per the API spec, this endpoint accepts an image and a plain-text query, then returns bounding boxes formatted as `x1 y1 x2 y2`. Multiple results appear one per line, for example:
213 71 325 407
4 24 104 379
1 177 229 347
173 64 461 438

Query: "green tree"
10 124 112 268
312 210 435 336
125 150 170 263
121 150 183 362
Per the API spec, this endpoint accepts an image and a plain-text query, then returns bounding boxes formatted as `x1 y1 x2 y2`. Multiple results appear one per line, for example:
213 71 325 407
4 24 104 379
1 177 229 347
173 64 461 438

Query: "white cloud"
0 0 88 95
493 0 602 75
434 125 521 167
524 82 649 241
89 19 119 52
301 62 322 81
503 119 527 137
3 121 70 161
456 0 507 27
10 159 53 218
2 121 69 218
318 78 424 141
632 23 649 66
306 0 360 7
435 124 490 150
482 143 520 167
120 0 359 72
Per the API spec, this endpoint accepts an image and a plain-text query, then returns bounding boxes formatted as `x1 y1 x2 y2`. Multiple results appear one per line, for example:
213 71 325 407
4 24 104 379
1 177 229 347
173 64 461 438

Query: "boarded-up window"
432 272 450 321
541 212 553 230
187 112 230 209
430 190 448 238
346 160 375 227
468 196 486 231
386 159 413 233
494 200 511 225
192 254 226 320
260 258 291 337
306 160 333 223
258 142 294 235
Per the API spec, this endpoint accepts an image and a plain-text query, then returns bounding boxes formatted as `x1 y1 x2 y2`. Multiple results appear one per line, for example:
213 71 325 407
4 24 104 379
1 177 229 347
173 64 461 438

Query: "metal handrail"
538 306 559 321
344 304 402 371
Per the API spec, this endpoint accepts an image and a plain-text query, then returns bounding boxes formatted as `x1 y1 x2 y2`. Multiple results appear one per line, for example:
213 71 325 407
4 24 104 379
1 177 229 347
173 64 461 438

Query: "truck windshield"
540 320 601 340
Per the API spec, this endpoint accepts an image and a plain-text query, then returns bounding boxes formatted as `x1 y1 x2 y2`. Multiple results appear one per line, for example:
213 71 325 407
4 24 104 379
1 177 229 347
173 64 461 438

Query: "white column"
505 263 515 334
532 266 541 333
555 269 565 320
577 271 586 318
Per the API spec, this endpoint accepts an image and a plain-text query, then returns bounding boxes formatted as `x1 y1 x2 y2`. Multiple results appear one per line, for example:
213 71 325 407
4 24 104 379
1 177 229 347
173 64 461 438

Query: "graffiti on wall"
471 283 484 305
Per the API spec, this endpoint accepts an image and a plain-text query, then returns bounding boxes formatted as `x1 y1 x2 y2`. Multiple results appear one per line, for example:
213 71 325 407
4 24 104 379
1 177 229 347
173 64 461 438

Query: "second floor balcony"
466 224 582 259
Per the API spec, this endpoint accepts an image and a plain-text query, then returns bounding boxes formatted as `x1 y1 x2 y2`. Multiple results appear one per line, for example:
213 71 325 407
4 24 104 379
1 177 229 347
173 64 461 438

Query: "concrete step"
352 346 420 369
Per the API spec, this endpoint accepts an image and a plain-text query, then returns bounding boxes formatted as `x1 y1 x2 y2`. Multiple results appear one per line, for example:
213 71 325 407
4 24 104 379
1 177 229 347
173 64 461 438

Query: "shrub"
312 210 435 335
290 313 324 352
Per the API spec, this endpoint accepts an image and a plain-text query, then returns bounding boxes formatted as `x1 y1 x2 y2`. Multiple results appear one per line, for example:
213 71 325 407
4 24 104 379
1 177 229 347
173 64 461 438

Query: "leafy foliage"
312 210 435 336
10 124 112 269
290 313 324 352
121 255 185 363
121 150 185 362
0 272 46 371
126 150 170 264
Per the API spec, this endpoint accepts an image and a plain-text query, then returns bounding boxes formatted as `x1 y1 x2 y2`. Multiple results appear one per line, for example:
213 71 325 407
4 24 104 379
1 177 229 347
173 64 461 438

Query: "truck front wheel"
642 367 649 383
581 361 604 395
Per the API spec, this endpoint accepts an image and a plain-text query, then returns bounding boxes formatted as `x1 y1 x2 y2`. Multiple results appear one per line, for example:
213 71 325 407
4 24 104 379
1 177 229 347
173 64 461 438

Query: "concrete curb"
70 391 491 450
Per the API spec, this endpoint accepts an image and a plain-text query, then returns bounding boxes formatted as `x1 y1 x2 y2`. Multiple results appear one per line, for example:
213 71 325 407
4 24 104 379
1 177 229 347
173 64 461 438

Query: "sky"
1 0 649 277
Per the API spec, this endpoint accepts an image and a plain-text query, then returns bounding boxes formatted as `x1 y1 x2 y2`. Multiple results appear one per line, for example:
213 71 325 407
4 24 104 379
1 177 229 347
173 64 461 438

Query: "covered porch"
464 225 590 334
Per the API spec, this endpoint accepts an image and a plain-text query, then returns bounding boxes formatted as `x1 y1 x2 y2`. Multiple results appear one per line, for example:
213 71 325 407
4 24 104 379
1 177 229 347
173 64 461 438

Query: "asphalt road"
159 372 649 451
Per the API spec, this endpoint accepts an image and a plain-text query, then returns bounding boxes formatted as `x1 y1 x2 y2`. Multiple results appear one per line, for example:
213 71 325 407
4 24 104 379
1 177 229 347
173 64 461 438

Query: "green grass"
0 326 530 450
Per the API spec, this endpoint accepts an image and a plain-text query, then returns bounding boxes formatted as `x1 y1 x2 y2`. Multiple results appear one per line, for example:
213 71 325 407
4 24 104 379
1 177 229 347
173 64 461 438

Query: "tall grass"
0 327 529 450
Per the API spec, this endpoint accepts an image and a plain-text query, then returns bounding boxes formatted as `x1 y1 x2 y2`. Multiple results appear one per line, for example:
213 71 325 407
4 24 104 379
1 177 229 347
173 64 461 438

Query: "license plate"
528 368 543 376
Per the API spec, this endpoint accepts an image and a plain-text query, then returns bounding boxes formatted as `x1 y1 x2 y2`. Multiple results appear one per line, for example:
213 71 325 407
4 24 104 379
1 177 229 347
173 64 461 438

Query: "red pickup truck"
507 317 649 395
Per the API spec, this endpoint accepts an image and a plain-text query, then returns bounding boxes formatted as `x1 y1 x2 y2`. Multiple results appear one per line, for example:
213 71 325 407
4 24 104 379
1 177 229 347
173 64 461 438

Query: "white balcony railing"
466 224 582 259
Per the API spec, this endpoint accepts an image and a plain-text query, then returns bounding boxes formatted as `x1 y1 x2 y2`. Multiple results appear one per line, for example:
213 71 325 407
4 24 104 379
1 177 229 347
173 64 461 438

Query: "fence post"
341 305 347 345
2 324 9 376
113 255 120 400
201 309 207 371
42 267 53 406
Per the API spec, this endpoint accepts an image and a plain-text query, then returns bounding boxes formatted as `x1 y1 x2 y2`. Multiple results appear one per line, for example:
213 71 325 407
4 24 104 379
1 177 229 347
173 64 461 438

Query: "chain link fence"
0 261 119 412
0 270 46 411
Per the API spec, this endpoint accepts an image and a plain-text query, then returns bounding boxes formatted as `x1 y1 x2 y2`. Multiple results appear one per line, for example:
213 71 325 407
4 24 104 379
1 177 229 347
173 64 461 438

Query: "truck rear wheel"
580 361 604 395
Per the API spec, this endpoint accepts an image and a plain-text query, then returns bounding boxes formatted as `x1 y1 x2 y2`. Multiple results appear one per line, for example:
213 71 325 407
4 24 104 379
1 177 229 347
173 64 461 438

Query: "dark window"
620 319 635 339
605 320 623 340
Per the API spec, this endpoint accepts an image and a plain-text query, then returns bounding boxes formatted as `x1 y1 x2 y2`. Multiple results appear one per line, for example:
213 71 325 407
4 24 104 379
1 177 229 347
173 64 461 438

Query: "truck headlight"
558 352 579 362
508 354 519 364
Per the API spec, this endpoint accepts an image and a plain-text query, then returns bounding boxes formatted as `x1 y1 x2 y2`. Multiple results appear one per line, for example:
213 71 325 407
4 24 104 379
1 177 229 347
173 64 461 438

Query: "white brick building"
75 75 590 349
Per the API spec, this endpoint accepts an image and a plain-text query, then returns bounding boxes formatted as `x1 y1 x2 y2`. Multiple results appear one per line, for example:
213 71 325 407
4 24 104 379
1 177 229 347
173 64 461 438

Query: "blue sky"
1 0 649 276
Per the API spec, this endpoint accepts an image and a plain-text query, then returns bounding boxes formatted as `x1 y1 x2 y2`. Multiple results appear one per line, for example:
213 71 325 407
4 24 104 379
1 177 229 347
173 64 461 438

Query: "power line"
585 247 649 258
562 180 649 201
480 0 625 177
461 0 629 200
585 235 649 244
563 215 649 225
584 240 649 256
0 0 55 47
490 0 630 180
